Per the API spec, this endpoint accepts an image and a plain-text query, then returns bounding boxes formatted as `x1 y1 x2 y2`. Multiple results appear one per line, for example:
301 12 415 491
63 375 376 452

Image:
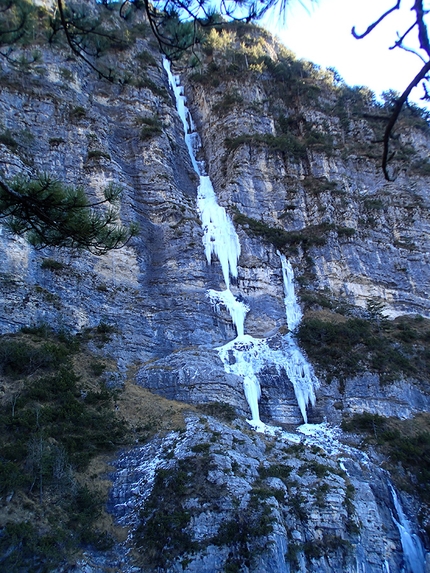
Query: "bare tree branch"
353 0 430 179
390 22 417 50
352 0 401 39
56 0 116 81
382 59 430 180
415 0 430 56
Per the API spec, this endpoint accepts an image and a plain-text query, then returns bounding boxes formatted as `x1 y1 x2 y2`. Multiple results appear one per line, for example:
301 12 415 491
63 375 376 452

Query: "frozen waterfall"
164 58 319 428
207 289 249 338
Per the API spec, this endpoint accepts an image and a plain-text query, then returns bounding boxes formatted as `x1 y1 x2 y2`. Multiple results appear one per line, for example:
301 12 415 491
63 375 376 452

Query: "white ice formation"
163 58 240 290
279 251 302 331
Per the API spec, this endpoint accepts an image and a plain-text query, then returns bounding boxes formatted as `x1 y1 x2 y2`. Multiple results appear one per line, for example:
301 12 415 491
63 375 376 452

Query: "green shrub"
233 211 333 252
363 198 384 210
137 115 163 140
0 129 18 150
134 75 168 98
20 323 52 337
300 291 334 310
90 360 106 376
259 463 291 480
305 535 351 560
87 149 111 161
69 106 87 120
59 67 73 81
302 177 338 194
212 90 243 115
342 413 430 503
225 132 307 160
251 485 285 501
304 129 334 155
0 521 63 573
410 160 430 176
196 401 237 422
212 506 273 570
191 442 211 453
48 137 65 146
135 462 198 569
0 329 128 568
0 339 67 377
0 460 26 494
41 258 65 271
337 226 356 238
136 49 157 65
297 315 426 385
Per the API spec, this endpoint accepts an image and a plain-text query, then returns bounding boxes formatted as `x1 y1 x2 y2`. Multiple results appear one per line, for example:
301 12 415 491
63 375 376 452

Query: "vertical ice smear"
279 252 319 423
162 59 201 175
279 251 302 331
282 334 318 423
390 485 425 573
163 58 240 290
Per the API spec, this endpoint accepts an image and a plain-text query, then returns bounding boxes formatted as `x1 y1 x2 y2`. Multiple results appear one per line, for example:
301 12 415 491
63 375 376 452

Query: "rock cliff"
0 5 430 572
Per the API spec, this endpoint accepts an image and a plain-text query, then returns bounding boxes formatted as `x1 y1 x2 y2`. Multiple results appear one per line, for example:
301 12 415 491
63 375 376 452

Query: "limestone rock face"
104 414 421 573
1 13 430 572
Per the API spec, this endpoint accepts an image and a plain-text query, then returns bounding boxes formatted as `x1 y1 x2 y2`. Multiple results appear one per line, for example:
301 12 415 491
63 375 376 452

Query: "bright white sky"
263 0 428 106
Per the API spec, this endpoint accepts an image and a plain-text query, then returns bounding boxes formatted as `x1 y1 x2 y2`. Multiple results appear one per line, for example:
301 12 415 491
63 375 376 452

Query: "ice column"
218 336 267 431
207 289 249 338
390 484 425 573
279 252 302 331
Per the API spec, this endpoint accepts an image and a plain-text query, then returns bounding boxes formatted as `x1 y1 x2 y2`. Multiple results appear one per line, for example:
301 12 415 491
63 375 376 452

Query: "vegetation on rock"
297 313 430 387
0 327 130 571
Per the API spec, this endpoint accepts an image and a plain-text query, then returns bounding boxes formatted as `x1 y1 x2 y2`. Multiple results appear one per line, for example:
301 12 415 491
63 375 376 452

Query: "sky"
263 0 429 106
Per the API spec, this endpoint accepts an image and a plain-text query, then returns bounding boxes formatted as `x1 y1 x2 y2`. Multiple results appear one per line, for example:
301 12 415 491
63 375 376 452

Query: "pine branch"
0 175 138 255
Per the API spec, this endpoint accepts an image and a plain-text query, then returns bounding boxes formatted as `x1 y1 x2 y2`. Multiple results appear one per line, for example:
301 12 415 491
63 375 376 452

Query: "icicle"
198 177 241 289
278 251 302 331
218 336 266 430
207 289 249 338
389 484 426 573
282 334 318 423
